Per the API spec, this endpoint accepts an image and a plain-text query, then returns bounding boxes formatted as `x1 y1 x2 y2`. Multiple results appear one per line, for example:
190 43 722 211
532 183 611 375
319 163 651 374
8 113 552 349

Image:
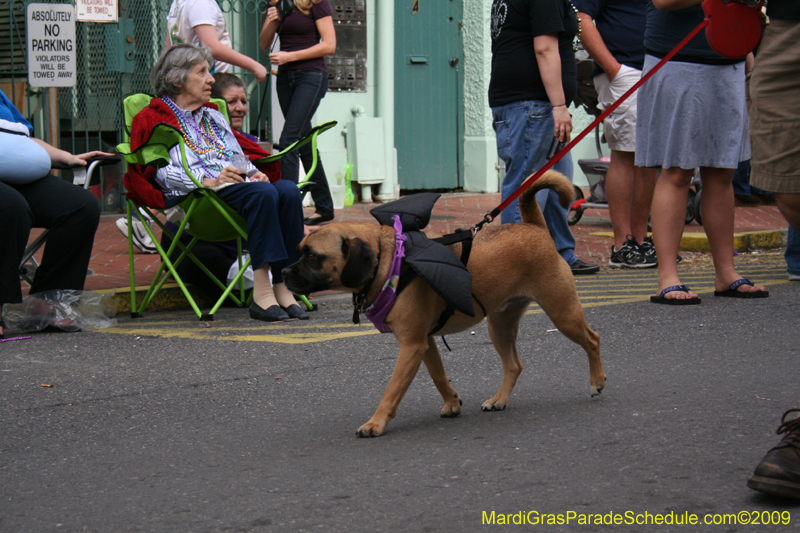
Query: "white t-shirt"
167 0 232 73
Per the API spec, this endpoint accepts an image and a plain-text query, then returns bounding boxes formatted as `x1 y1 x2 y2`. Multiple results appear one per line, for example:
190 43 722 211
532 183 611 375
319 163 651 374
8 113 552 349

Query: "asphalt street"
2 251 799 532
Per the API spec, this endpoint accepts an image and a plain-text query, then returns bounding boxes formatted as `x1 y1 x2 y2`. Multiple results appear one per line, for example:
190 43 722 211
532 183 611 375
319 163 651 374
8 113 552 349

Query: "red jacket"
123 97 281 208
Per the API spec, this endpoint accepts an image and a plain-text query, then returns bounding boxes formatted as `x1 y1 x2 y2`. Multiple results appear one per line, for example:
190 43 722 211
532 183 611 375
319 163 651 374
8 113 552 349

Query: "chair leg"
299 294 316 311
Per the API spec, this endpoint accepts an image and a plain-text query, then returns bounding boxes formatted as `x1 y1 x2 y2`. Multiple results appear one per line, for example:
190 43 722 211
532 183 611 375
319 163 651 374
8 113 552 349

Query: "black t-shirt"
571 0 647 73
767 0 800 21
489 0 578 108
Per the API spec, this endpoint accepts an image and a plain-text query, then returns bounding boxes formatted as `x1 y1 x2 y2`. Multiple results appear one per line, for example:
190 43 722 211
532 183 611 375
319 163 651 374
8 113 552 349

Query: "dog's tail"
518 169 575 229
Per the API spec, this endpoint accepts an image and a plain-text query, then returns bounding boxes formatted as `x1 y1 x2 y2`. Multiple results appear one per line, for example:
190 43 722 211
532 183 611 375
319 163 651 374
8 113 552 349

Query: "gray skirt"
635 54 750 170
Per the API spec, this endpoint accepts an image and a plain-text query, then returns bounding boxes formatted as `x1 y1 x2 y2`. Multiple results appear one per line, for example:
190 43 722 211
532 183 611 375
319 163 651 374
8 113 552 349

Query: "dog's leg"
538 293 606 397
482 297 530 411
357 341 426 438
421 336 462 418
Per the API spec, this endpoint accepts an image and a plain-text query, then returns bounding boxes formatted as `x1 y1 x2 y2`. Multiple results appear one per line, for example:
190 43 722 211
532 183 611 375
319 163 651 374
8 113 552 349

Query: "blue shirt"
0 88 33 135
644 2 737 64
571 0 647 74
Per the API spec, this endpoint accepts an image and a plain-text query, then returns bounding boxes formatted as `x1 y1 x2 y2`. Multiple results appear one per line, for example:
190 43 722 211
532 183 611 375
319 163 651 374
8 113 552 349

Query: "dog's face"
282 225 378 295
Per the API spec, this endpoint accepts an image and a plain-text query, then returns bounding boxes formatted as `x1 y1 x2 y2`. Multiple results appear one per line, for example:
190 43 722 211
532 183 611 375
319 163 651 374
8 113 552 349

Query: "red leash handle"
484 19 710 226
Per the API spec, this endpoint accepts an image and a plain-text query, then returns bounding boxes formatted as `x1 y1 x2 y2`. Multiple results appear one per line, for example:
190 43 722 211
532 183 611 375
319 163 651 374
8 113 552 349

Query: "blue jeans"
732 159 770 197
786 226 800 277
492 100 577 265
276 68 333 216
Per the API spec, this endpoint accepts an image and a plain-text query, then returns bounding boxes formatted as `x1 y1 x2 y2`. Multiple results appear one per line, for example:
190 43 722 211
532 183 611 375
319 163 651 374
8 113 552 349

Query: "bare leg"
651 167 698 301
606 150 635 249
776 192 800 231
701 167 768 294
631 166 658 243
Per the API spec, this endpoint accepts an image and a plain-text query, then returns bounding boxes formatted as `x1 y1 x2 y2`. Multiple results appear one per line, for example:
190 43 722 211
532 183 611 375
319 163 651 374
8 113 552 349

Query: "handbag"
702 0 765 59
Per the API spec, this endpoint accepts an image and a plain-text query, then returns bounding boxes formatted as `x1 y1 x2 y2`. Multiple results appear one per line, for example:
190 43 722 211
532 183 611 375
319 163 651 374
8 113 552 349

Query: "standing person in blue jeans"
489 0 599 275
260 0 336 226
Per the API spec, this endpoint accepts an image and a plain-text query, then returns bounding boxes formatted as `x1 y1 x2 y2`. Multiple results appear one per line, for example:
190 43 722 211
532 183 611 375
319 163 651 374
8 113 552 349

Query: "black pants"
0 175 101 305
160 231 242 302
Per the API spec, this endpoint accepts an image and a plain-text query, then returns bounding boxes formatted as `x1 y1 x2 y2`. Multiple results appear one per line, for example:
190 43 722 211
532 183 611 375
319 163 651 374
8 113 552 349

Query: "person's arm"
577 11 621 80
31 138 112 167
653 0 701 10
533 33 572 142
268 16 336 66
194 25 267 82
259 6 280 51
164 33 172 51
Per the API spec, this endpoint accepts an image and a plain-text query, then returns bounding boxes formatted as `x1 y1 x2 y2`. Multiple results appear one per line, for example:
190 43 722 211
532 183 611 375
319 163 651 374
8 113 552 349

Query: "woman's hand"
269 51 294 66
252 172 269 182
266 6 280 24
553 106 573 143
203 166 246 187
70 151 115 166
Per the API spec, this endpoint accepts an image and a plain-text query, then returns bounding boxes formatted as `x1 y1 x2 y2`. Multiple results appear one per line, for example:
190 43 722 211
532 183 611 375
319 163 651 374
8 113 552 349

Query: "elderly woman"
127 44 307 321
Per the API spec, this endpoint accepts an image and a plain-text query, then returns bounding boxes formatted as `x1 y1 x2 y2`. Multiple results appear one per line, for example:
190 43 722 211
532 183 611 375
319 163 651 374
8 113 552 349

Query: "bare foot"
655 284 699 301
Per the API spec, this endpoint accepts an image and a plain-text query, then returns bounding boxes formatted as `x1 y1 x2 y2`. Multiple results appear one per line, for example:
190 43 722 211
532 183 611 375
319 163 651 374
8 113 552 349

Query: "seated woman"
127 44 307 322
0 88 109 337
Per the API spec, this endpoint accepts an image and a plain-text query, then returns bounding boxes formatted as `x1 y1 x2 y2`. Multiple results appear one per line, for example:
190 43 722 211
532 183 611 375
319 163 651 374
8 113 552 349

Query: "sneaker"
115 217 157 254
637 236 659 268
789 272 800 282
570 258 599 275
747 409 800 500
609 236 647 268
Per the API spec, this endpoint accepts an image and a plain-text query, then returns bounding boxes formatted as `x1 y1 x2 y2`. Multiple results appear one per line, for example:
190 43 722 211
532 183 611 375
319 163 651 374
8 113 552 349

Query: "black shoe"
249 302 290 322
748 409 800 500
636 237 659 268
281 303 310 320
571 258 599 276
304 212 334 225
609 236 646 268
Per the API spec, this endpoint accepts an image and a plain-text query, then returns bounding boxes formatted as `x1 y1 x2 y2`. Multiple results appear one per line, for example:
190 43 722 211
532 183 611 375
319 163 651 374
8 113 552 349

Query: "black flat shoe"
249 302 291 322
304 212 334 225
281 304 310 320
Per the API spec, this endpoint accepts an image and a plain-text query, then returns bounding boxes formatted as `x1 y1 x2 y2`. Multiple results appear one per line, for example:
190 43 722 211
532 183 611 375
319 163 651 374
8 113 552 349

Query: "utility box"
346 115 386 185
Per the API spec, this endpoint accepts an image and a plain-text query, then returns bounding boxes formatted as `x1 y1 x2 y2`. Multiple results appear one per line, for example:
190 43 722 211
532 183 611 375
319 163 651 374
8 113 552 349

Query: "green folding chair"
117 93 336 320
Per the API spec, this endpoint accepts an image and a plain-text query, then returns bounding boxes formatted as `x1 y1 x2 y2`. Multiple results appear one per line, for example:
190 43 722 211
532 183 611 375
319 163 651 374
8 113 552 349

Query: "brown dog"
283 170 605 437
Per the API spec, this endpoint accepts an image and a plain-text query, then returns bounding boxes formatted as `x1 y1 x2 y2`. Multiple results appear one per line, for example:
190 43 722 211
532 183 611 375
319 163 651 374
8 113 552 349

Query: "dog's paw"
440 398 462 418
590 384 605 397
356 422 385 438
480 399 507 412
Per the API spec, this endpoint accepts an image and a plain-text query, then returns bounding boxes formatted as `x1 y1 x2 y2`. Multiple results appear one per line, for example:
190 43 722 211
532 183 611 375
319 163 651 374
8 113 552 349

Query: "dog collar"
364 215 407 333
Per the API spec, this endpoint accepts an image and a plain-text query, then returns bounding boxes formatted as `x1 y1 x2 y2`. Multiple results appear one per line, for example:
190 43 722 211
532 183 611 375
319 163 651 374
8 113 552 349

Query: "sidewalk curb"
591 229 787 253
97 284 351 314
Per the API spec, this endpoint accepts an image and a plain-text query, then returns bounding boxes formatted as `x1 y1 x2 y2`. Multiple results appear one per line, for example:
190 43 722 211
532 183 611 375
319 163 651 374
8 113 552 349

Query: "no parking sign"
27 3 76 87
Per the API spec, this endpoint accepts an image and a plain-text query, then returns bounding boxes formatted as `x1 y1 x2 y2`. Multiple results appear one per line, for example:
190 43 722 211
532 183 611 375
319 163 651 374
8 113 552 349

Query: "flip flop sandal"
650 285 702 305
714 278 769 298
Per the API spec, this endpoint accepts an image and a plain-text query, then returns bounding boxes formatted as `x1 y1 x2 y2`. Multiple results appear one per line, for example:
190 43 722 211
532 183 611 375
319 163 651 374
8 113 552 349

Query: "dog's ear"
340 237 376 288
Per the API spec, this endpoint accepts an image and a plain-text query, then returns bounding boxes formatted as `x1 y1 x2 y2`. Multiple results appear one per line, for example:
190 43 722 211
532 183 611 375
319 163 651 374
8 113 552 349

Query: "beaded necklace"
161 95 237 179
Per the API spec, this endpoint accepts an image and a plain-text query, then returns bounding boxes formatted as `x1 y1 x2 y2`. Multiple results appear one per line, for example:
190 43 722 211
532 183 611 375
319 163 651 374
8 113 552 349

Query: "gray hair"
150 44 214 98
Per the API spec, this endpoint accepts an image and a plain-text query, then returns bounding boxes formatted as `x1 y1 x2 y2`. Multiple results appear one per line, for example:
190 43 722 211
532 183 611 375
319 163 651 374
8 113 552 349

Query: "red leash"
474 19 710 232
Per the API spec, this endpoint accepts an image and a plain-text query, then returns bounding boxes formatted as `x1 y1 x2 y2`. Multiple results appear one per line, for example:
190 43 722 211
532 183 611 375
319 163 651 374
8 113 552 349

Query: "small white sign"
76 0 118 23
27 3 76 87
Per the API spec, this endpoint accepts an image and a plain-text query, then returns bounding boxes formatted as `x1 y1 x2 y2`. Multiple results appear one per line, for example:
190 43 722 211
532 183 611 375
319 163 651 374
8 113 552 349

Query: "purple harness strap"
364 215 407 333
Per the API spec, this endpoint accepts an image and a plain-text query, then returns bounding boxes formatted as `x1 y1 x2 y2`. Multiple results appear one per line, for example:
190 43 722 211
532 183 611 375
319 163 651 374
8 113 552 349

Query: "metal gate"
0 0 279 212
